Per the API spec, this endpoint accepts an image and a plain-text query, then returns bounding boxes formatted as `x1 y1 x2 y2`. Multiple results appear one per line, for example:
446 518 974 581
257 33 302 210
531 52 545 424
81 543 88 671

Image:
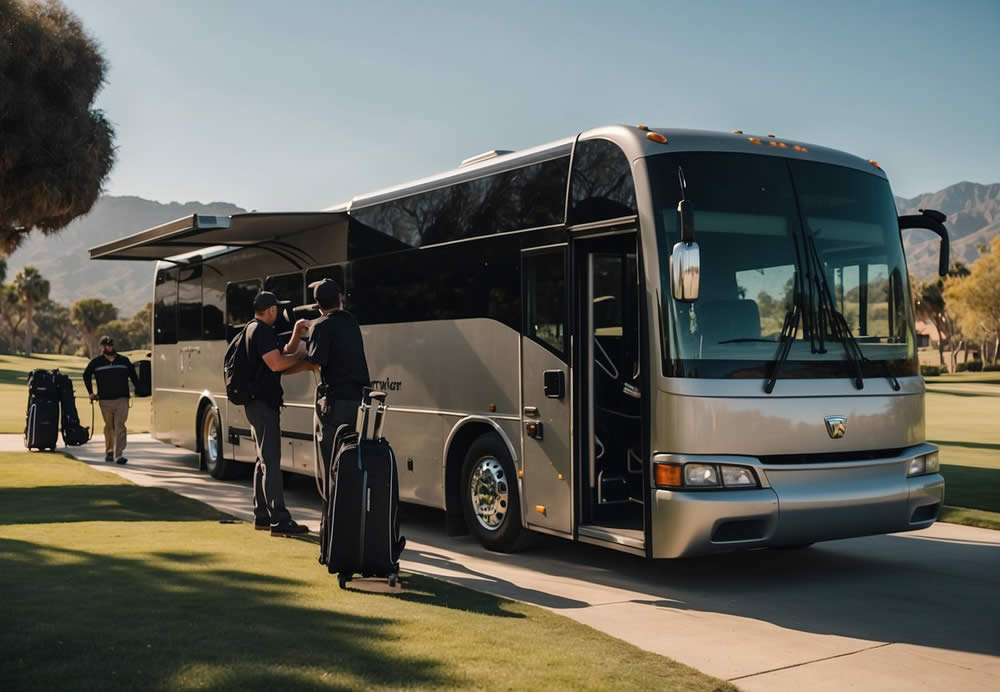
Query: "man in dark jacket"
286 278 371 465
83 336 140 464
245 291 310 536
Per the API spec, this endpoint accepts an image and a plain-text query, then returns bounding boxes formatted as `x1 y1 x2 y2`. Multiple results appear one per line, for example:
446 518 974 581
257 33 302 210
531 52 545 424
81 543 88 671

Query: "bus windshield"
649 152 917 381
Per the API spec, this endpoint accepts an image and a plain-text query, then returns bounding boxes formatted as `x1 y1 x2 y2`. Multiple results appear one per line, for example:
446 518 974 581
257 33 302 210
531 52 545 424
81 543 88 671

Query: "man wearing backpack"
240 291 309 536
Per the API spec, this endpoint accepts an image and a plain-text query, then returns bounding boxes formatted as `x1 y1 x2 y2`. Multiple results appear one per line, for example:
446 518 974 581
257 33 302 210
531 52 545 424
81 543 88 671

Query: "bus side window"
154 267 178 345
264 272 305 335
177 264 203 341
225 279 261 340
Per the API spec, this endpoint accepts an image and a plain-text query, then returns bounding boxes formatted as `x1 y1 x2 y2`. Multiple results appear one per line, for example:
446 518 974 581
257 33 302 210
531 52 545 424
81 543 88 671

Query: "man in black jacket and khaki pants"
83 336 139 464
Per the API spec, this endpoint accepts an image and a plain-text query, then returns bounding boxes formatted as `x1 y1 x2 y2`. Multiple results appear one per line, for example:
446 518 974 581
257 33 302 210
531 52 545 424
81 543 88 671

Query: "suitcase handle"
357 391 388 440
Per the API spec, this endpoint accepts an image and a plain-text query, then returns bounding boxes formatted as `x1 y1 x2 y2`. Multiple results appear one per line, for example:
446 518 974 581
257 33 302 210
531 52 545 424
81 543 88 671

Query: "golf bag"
25 369 60 451
53 371 91 446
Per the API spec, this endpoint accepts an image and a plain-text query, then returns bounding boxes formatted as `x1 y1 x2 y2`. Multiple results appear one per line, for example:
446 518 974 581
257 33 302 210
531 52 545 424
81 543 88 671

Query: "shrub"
967 360 984 372
983 364 1000 372
921 365 942 376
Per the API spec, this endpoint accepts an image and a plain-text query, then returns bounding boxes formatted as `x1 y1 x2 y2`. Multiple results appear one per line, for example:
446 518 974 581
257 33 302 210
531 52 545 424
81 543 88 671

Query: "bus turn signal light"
654 463 683 488
647 132 668 144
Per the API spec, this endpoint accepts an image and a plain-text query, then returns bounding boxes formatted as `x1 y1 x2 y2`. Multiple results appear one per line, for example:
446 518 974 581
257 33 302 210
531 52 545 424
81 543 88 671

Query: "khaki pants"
99 398 129 458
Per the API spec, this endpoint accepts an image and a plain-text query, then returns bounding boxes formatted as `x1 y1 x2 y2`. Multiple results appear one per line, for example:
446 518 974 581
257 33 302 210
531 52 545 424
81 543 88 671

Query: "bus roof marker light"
767 133 776 138
637 124 649 131
647 132 668 144
748 137 761 144
869 159 881 169
732 129 743 134
778 142 788 148
768 141 778 147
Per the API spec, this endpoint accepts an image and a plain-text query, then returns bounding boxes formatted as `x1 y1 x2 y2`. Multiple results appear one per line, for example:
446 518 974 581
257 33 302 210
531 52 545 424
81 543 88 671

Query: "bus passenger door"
520 247 572 536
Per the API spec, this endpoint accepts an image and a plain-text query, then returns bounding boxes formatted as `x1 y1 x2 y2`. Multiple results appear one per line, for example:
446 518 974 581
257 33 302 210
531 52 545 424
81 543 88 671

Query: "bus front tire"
461 432 523 552
200 406 241 480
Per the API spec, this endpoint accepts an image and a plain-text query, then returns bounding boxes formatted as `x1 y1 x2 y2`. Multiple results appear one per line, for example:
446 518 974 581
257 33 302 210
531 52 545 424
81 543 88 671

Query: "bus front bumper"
649 445 945 559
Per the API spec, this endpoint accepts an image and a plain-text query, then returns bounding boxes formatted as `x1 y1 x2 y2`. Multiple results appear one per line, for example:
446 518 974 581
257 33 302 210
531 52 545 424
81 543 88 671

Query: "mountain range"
6 196 245 316
3 181 998 316
895 181 1000 279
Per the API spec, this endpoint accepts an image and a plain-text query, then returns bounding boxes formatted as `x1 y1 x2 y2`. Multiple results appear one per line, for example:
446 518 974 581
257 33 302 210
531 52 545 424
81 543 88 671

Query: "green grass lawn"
0 452 734 691
0 353 150 435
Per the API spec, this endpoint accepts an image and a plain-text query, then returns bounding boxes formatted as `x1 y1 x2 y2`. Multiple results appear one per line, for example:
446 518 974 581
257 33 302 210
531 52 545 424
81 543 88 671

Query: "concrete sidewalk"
4 434 999 690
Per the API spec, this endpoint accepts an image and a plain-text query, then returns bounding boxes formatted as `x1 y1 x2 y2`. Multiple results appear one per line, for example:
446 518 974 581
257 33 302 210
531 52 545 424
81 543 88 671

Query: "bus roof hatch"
88 211 347 261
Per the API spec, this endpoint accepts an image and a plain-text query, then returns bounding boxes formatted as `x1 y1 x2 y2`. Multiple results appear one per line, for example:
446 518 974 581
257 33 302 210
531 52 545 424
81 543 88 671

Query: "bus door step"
597 472 629 504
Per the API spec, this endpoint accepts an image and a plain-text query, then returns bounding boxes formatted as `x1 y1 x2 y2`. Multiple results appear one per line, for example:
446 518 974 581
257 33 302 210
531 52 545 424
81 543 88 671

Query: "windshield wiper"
764 299 802 394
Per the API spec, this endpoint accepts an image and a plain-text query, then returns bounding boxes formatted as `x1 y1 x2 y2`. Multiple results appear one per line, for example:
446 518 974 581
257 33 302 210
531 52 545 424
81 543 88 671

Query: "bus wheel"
461 432 523 552
201 406 239 480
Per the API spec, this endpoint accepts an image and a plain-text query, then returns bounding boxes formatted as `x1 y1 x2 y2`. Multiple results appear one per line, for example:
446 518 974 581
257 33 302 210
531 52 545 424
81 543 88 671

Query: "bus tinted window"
226 280 261 328
177 264 203 341
570 139 637 224
153 268 178 345
350 156 568 251
523 250 566 355
264 273 304 307
351 232 520 328
202 265 226 341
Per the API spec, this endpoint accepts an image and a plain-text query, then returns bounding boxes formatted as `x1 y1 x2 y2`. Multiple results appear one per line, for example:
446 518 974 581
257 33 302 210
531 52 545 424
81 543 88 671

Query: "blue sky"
65 0 1000 210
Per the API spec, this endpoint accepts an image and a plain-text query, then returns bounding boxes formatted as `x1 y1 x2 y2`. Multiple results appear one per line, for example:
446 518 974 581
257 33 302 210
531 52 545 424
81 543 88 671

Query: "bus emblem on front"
825 416 848 439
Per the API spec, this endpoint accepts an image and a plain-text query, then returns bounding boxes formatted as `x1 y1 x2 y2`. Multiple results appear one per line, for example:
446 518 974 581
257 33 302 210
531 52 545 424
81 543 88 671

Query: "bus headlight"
653 461 761 489
720 464 758 488
684 463 720 487
908 451 940 477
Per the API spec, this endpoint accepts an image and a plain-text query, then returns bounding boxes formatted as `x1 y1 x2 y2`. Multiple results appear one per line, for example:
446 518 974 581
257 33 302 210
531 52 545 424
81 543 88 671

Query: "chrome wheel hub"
470 457 508 531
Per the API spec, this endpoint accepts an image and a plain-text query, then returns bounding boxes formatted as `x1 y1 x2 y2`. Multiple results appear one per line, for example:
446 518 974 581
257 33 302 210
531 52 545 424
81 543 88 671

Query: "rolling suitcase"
134 360 152 398
319 391 405 588
25 370 60 451
53 370 91 446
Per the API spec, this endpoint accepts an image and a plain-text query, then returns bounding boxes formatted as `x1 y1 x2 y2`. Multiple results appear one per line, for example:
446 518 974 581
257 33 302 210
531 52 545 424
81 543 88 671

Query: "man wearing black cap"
286 278 371 464
83 336 140 463
245 291 310 536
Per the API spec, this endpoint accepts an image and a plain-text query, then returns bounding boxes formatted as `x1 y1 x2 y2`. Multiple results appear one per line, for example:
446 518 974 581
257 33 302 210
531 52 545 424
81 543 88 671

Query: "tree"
13 266 50 356
34 300 77 354
0 257 7 284
0 0 116 253
71 298 117 358
0 285 26 352
911 262 969 371
946 237 1000 364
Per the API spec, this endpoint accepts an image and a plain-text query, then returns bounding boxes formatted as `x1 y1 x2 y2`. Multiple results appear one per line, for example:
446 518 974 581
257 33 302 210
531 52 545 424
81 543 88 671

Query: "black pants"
246 400 293 527
319 399 361 468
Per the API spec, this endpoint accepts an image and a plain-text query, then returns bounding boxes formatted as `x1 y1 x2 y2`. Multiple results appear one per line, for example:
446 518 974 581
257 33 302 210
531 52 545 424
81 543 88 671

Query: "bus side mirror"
670 241 700 302
899 208 949 277
677 199 695 243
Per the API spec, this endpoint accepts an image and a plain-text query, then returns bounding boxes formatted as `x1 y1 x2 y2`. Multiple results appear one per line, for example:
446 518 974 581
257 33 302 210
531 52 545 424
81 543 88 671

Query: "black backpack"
224 325 253 405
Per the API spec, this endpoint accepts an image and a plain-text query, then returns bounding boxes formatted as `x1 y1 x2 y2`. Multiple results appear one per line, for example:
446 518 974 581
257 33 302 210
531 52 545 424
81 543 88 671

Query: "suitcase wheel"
338 574 350 589
387 573 399 588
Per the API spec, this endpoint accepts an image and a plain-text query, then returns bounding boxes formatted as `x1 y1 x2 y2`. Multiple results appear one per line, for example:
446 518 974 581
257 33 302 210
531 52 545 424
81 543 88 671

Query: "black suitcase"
53 370 91 446
25 397 60 451
318 391 405 588
25 370 60 451
134 360 151 398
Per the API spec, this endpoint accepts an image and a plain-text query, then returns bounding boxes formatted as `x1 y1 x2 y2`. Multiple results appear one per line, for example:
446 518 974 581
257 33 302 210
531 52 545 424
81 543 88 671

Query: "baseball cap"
99 336 114 346
310 278 343 309
253 291 279 311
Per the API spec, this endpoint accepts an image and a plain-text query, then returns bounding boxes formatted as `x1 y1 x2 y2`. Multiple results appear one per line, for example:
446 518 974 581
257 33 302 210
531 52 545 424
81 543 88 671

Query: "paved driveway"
7 434 998 691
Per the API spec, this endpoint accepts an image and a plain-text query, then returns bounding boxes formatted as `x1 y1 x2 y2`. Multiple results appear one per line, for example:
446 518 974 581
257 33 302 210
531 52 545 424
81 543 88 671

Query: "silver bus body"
91 125 945 558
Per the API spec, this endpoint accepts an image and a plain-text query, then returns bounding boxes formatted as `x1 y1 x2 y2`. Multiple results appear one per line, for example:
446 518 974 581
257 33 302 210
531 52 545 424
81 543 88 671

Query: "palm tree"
71 298 118 358
13 266 50 356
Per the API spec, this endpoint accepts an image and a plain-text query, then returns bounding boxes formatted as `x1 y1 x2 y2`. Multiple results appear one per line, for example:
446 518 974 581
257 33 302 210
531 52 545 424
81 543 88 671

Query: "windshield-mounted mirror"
670 240 700 302
899 208 950 276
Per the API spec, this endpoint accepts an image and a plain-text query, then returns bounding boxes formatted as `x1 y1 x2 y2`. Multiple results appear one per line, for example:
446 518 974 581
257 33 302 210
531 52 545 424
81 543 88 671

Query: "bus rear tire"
200 406 241 480
461 432 523 552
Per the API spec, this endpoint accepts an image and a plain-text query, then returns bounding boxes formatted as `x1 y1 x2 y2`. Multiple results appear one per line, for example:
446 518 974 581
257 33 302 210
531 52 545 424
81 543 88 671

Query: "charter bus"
90 125 951 558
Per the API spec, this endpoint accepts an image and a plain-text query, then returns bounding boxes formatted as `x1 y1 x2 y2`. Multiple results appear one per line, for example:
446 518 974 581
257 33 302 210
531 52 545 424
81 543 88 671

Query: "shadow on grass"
0 484 231 525
925 388 1000 398
0 537 456 691
942 465 1000 513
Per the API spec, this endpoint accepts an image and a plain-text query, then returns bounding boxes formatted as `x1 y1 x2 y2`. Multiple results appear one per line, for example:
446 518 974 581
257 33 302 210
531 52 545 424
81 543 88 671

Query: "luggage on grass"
25 369 60 451
53 370 91 446
316 390 405 588
134 359 152 397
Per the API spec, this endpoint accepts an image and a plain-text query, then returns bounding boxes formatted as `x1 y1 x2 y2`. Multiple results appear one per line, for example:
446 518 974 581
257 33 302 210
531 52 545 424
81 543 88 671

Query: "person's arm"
124 357 140 390
284 360 319 376
261 349 303 373
283 320 309 355
83 359 96 400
